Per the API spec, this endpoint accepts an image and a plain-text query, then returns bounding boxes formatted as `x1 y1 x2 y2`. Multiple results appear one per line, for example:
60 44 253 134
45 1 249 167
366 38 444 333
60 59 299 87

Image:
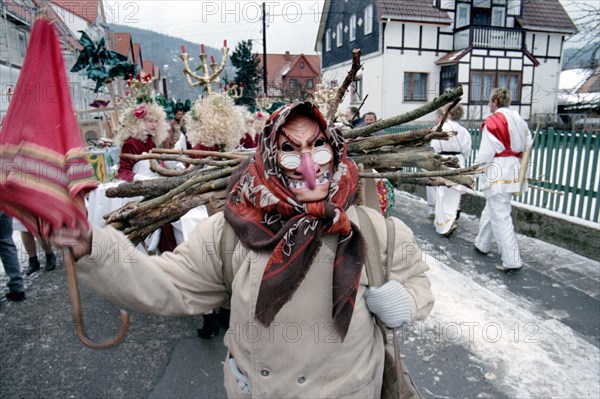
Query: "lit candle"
181 44 186 53
211 55 216 64
224 39 227 47
201 43 205 54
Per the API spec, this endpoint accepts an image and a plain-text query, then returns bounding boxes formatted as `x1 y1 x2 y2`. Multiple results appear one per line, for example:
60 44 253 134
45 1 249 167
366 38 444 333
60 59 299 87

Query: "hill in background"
563 41 599 70
109 24 236 101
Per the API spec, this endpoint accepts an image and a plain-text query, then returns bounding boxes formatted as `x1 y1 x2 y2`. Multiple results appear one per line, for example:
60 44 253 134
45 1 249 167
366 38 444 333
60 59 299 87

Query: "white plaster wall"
548 34 564 58
50 5 90 38
385 23 404 47
531 58 562 117
381 49 441 122
384 23 441 51
360 55 385 119
321 54 386 121
0 65 21 120
533 34 549 57
403 24 421 48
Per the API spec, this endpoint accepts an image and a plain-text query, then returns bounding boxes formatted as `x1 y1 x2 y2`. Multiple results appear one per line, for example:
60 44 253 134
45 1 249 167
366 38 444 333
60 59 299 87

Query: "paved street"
1 190 598 398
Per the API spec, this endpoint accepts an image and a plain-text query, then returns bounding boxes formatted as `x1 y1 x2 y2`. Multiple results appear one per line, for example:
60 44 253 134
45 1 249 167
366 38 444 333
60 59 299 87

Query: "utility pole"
262 2 267 96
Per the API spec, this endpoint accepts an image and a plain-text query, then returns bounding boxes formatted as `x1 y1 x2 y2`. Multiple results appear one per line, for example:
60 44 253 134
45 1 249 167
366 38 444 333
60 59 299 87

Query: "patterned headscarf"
224 102 366 339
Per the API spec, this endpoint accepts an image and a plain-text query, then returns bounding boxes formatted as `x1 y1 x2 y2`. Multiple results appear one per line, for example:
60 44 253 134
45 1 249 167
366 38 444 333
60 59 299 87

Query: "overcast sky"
104 1 325 54
103 0 596 54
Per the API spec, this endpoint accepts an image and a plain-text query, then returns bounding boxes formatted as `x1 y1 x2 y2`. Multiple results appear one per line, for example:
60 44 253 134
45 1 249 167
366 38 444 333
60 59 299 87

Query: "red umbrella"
0 18 128 348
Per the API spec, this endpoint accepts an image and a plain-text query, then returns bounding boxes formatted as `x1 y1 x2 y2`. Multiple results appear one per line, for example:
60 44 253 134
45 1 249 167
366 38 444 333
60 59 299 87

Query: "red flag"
0 18 97 237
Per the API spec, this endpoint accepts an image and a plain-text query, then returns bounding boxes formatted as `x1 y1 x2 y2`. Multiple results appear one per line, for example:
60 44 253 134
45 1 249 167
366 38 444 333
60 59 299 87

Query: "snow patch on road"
422 254 600 398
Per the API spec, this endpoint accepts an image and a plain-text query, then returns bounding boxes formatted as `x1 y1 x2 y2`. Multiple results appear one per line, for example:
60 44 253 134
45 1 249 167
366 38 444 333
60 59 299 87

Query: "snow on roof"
559 68 593 91
558 92 600 107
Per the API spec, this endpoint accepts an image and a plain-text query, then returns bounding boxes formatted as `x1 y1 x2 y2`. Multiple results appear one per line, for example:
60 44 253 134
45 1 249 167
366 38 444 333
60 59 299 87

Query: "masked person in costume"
52 102 434 398
430 104 472 237
116 103 168 182
474 88 533 272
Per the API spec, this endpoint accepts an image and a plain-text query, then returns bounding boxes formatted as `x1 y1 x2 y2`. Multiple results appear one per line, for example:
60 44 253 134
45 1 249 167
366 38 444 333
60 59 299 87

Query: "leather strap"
356 206 385 288
220 219 237 294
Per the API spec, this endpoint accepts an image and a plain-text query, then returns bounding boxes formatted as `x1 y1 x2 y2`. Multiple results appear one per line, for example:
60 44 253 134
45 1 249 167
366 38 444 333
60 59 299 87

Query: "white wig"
116 103 168 146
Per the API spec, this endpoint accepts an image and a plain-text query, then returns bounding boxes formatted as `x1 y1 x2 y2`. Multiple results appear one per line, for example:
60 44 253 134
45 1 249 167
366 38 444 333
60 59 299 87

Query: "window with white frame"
491 7 506 26
364 5 373 35
440 65 458 95
507 0 520 15
17 31 27 58
404 72 428 101
350 78 363 103
325 28 331 52
470 71 521 102
456 3 470 28
349 14 356 41
290 79 298 89
306 79 314 89
336 22 343 47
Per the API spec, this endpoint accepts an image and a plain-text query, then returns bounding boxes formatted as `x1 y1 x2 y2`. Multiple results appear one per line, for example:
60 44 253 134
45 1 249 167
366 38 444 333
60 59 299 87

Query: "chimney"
284 51 291 60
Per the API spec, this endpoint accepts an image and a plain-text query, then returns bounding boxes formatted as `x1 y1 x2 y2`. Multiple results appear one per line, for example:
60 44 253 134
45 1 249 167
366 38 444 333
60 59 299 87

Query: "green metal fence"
383 126 600 223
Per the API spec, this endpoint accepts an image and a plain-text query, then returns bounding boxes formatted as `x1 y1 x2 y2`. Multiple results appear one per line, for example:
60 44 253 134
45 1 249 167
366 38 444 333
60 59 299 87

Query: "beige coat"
77 206 434 398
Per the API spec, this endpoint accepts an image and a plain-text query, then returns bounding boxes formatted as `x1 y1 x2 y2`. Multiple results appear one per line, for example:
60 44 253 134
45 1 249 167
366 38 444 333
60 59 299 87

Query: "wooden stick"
151 148 250 160
120 152 241 167
435 97 461 132
105 168 235 223
327 49 363 120
63 247 129 348
359 163 483 179
150 161 195 177
516 123 540 196
528 184 564 196
346 129 450 153
344 85 464 139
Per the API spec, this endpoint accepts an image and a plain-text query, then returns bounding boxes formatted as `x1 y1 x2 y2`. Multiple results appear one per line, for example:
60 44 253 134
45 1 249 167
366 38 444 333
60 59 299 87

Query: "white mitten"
365 280 412 328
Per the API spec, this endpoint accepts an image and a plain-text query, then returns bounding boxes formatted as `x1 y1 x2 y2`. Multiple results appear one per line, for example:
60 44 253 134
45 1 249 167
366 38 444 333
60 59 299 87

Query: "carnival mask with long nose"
276 114 334 202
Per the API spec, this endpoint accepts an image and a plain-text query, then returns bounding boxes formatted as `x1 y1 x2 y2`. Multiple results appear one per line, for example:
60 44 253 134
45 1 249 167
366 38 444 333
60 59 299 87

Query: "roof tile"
517 0 577 33
50 0 99 24
257 53 321 88
377 0 451 22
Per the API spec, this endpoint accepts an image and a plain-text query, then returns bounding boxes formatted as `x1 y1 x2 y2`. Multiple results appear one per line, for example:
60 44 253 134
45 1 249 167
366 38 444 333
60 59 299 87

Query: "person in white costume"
474 88 533 272
430 104 472 237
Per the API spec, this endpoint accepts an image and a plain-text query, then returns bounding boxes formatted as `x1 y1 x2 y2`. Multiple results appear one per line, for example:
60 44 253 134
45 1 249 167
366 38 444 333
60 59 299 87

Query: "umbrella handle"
63 247 130 349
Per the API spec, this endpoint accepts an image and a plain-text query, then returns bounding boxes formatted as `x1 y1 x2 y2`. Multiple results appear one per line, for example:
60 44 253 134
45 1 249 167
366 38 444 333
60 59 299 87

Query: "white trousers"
426 186 436 216
475 192 522 268
434 187 461 235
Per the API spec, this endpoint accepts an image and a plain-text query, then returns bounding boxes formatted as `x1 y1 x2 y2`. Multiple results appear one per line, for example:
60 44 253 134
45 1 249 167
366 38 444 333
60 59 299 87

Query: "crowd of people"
2 87 531 396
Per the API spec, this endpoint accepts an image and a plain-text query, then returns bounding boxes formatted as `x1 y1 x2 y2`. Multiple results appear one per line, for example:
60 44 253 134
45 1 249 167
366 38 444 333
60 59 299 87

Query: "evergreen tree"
230 40 260 111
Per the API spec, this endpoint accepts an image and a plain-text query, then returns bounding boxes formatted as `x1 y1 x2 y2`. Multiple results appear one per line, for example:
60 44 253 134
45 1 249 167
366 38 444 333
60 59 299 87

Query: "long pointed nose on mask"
296 152 318 190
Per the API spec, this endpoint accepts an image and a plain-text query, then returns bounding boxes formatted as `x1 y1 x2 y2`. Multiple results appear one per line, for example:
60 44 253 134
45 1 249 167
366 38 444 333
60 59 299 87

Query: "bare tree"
562 0 600 67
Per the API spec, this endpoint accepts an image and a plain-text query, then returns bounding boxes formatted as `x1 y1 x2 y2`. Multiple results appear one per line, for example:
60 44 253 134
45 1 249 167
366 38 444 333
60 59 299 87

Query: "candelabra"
225 82 244 99
313 83 337 114
119 73 155 108
180 41 229 94
256 96 273 111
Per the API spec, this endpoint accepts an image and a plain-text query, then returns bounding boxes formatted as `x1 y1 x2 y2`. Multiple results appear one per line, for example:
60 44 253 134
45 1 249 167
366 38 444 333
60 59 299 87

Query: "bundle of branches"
104 50 480 244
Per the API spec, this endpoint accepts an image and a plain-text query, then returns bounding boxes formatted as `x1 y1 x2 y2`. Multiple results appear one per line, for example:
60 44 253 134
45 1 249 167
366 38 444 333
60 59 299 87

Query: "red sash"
481 112 522 158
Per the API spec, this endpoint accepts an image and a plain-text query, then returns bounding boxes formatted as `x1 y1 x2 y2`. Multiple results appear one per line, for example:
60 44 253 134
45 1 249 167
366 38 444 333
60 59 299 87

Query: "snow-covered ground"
422 254 599 398
393 189 599 397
